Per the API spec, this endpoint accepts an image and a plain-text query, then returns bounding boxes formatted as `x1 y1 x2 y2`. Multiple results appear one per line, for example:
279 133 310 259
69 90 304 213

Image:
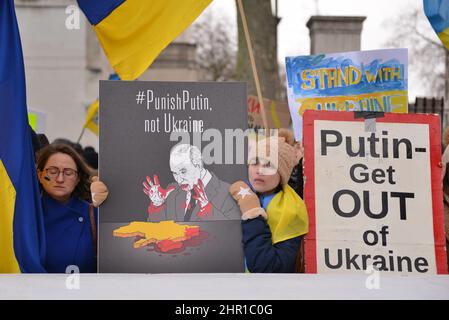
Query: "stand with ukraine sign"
286 49 408 141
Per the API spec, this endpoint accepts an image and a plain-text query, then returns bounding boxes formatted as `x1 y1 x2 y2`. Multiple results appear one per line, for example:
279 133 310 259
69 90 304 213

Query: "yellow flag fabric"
1 0 47 273
93 0 212 80
266 184 309 244
0 160 20 273
84 99 99 136
28 112 37 131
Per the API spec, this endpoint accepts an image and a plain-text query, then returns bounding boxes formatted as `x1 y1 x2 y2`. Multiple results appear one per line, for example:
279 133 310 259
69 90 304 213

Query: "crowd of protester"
27 124 449 273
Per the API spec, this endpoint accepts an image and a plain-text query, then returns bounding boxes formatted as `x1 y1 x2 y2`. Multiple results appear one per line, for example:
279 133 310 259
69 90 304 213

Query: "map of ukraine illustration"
113 220 200 252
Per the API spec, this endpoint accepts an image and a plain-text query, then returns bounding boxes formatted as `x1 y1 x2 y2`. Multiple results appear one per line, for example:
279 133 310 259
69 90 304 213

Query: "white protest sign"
303 110 447 275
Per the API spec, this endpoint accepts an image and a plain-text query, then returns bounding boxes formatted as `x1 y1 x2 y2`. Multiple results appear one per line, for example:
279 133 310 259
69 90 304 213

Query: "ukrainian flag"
84 100 99 136
424 0 449 50
77 0 212 80
83 74 119 136
0 0 46 273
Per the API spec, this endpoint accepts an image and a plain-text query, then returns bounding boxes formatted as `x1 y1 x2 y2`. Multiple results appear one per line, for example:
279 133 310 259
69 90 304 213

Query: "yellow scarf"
266 184 309 244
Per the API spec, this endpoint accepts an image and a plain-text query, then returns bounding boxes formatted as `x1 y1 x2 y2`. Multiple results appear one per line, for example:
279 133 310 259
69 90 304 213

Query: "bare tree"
191 11 237 81
235 0 282 101
278 62 287 102
384 5 446 97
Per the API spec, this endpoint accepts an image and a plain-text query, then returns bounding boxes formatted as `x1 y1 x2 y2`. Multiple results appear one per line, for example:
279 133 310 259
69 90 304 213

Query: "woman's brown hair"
36 143 93 201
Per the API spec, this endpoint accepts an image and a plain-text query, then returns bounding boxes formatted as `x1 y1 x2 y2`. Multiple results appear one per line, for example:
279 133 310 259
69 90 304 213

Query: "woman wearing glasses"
36 143 107 273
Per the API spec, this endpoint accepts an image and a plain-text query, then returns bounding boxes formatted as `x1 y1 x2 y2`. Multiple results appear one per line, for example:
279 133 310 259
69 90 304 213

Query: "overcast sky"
199 0 438 100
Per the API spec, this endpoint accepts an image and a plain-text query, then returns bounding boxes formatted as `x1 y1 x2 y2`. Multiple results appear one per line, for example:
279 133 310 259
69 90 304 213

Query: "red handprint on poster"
192 179 213 218
143 175 175 217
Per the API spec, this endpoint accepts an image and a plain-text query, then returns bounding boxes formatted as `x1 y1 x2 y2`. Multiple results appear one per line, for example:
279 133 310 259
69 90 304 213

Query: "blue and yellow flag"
424 0 449 49
77 0 212 80
83 74 119 136
84 100 99 136
0 0 46 273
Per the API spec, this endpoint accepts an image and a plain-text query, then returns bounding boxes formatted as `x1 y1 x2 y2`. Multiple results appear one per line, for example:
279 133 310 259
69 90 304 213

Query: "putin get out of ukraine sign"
303 110 448 275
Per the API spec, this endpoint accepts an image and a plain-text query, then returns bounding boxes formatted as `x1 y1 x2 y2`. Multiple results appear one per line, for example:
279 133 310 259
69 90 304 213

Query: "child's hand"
229 181 267 220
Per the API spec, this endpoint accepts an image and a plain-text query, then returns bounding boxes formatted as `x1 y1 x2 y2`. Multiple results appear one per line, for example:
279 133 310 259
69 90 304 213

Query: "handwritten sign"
286 49 408 141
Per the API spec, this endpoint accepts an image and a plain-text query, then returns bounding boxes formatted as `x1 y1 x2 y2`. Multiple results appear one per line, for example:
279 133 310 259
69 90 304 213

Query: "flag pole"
77 127 86 144
237 0 269 130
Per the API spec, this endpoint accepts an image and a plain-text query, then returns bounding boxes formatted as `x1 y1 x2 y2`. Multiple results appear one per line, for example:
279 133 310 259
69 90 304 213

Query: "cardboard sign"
286 49 408 141
303 110 448 275
27 109 46 133
247 95 291 130
99 81 247 273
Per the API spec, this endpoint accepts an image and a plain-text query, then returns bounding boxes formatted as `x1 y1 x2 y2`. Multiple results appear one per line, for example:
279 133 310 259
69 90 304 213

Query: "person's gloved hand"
90 176 109 207
229 181 267 220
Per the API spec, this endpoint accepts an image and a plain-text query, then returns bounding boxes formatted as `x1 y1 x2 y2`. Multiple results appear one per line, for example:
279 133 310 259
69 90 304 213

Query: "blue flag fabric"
0 0 46 273
424 0 449 49
75 0 212 80
77 0 125 25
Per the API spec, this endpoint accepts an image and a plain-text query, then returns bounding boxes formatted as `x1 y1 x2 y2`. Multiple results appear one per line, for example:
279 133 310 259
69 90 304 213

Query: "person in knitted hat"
229 129 308 273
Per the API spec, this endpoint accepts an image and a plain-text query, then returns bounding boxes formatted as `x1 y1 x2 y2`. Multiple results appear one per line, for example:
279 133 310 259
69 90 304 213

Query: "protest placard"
286 49 408 141
303 110 448 275
99 81 247 273
247 95 291 130
28 109 46 133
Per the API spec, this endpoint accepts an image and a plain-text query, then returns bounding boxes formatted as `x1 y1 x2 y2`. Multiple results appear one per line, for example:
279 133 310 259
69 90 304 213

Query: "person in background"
289 157 304 199
37 133 50 150
229 129 309 273
287 144 306 272
30 126 50 161
36 143 108 273
83 146 98 170
440 127 449 269
53 138 83 156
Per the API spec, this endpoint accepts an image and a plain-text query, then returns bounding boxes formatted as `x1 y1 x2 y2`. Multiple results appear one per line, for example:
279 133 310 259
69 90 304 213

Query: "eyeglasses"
45 166 78 180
